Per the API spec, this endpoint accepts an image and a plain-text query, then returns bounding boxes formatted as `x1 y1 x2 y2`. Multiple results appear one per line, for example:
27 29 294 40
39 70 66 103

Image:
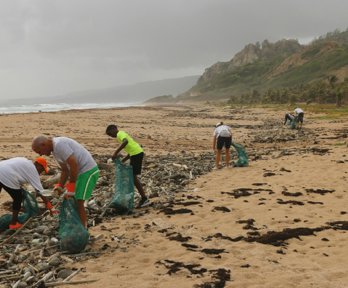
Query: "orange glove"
45 201 59 215
46 201 54 210
64 182 76 198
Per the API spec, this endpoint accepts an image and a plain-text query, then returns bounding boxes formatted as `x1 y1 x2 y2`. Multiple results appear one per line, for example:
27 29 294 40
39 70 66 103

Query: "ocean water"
0 102 140 115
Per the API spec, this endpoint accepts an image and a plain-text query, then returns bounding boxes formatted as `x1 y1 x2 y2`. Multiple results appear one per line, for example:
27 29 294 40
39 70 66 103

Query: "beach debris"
0 151 217 286
157 259 231 287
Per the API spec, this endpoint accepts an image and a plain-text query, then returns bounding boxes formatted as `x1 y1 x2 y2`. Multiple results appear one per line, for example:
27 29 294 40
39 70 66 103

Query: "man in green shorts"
106 124 150 208
32 135 99 228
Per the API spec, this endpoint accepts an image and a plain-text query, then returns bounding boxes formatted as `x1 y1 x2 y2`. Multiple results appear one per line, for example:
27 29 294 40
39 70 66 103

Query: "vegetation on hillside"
179 28 348 106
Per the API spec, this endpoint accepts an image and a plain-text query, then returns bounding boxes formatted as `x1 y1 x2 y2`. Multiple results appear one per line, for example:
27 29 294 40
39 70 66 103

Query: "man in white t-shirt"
213 122 232 168
0 157 53 230
32 136 99 228
294 107 304 126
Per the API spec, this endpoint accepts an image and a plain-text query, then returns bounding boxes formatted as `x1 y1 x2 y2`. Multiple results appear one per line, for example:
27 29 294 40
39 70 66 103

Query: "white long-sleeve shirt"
0 157 44 192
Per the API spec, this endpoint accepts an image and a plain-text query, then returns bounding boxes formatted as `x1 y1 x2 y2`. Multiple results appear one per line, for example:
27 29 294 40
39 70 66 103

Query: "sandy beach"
0 104 347 288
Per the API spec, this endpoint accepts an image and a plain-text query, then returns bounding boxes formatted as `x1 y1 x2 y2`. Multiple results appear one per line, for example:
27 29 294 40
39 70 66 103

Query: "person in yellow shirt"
106 124 150 208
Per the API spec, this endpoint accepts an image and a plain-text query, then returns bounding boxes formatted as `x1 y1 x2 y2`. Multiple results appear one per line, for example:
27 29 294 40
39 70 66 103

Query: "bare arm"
112 139 128 160
122 154 130 163
213 135 217 151
58 162 69 186
65 155 78 183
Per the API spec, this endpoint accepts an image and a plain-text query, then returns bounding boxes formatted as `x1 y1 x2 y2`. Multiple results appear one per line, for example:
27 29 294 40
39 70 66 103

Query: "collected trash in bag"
290 116 299 129
0 190 39 232
19 190 39 222
59 198 89 253
109 158 134 214
286 115 299 129
231 142 249 167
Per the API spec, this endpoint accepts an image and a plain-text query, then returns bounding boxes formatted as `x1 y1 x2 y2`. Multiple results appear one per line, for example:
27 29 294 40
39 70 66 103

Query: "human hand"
52 183 64 197
64 182 75 199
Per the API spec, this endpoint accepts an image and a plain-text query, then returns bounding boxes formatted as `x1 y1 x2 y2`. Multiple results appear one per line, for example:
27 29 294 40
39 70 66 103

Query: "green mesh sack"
59 198 89 254
18 190 39 223
290 116 299 129
0 191 39 232
0 214 12 232
232 142 249 167
109 158 134 214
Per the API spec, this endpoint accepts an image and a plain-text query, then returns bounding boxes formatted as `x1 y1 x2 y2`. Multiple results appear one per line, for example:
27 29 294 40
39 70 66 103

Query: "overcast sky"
1 0 348 101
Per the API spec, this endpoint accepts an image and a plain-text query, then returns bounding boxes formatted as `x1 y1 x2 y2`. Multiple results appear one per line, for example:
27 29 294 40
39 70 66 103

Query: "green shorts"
75 166 100 200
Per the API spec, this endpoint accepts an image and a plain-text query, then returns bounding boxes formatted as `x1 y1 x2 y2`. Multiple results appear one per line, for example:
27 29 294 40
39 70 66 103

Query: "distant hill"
1 76 199 106
177 29 348 104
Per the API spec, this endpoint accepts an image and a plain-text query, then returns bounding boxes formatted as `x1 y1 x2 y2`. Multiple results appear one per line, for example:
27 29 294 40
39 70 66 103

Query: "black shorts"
130 152 144 176
0 182 23 211
217 136 232 150
297 112 304 123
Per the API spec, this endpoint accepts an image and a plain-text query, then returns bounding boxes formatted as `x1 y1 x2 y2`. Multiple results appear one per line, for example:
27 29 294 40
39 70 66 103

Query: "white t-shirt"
213 125 232 137
52 137 97 175
0 157 44 192
294 108 304 115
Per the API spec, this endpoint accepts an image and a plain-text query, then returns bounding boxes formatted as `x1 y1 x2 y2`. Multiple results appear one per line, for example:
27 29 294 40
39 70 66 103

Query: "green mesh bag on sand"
19 190 39 221
288 116 299 129
0 214 12 232
109 158 134 214
0 190 39 232
231 142 249 167
59 198 89 254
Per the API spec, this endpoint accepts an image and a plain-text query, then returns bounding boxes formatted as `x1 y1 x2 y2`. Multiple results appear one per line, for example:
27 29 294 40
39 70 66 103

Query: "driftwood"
63 268 81 282
45 279 99 287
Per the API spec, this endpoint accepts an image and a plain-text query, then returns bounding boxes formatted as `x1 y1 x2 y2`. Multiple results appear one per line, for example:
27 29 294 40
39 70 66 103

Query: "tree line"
227 76 348 107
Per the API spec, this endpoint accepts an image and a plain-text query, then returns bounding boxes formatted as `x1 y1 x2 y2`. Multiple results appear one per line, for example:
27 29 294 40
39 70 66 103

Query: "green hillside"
178 29 348 105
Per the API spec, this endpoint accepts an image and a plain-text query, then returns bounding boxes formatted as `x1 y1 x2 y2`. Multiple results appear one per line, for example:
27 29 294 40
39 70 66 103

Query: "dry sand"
0 104 347 287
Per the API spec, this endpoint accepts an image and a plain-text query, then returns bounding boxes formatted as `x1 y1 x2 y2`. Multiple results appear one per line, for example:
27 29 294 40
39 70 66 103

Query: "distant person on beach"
213 122 232 169
106 124 150 208
294 107 304 127
0 157 55 230
32 136 99 228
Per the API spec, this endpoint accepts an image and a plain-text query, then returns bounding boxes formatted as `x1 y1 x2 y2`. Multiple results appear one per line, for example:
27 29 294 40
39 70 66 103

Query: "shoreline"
0 102 144 116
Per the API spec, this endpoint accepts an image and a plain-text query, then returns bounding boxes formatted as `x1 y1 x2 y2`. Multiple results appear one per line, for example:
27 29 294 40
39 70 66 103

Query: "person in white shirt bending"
294 107 304 128
213 122 232 169
0 157 53 230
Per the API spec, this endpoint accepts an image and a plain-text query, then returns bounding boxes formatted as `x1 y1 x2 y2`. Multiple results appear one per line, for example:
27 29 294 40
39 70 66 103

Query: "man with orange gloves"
0 157 56 230
32 135 99 228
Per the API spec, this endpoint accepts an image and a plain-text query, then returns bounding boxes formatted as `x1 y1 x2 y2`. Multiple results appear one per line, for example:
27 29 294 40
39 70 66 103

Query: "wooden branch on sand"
44 279 99 287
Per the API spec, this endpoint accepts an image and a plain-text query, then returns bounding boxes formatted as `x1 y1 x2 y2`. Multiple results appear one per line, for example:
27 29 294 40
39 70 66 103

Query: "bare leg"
134 175 146 199
225 148 230 167
216 150 222 168
77 200 87 228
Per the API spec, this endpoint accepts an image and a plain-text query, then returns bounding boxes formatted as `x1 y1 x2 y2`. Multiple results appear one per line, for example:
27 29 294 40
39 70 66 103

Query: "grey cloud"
0 0 348 100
